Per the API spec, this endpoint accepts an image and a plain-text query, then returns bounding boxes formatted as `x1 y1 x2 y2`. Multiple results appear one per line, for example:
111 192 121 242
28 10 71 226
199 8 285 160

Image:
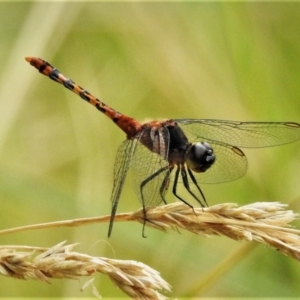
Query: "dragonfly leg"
181 165 206 208
140 165 170 205
142 206 148 238
159 166 173 204
187 168 208 206
139 165 169 237
172 166 194 210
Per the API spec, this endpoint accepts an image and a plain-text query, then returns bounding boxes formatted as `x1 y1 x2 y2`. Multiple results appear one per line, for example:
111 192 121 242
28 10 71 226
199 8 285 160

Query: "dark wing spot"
231 146 244 157
285 122 300 128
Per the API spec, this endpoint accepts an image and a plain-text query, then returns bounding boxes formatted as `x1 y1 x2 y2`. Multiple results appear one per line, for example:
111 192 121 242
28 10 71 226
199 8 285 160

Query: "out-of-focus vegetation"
0 2 300 298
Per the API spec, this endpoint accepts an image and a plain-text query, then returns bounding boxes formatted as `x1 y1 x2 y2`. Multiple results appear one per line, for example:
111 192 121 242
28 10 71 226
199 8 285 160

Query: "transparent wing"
176 119 300 148
191 141 247 184
108 139 138 237
131 127 170 208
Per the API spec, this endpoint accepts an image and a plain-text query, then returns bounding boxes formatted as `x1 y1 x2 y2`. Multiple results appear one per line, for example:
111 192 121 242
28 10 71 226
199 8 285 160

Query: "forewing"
131 127 170 208
108 139 138 237
176 119 300 148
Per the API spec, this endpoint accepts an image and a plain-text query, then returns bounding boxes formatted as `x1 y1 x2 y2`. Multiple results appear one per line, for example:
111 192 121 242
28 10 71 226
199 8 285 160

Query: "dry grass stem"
131 202 300 261
0 201 300 264
0 241 171 299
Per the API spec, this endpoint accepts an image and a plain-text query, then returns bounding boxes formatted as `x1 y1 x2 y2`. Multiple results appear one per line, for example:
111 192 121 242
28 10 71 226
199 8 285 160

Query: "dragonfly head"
186 142 215 173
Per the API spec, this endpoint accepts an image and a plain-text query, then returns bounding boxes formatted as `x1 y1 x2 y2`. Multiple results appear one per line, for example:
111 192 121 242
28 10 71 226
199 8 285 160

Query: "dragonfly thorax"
185 142 215 173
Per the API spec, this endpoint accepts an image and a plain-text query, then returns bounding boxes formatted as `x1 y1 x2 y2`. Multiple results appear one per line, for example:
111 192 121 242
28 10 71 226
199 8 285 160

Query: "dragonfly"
26 57 300 237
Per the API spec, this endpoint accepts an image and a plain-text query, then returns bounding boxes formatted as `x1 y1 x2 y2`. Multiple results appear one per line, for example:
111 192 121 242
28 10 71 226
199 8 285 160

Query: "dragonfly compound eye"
186 142 215 173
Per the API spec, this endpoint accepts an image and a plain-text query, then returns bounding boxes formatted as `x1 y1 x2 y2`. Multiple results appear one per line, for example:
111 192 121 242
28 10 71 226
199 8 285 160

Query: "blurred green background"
0 2 300 298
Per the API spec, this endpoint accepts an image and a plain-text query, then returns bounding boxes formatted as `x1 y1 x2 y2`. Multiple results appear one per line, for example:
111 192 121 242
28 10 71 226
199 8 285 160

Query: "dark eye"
186 142 215 173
